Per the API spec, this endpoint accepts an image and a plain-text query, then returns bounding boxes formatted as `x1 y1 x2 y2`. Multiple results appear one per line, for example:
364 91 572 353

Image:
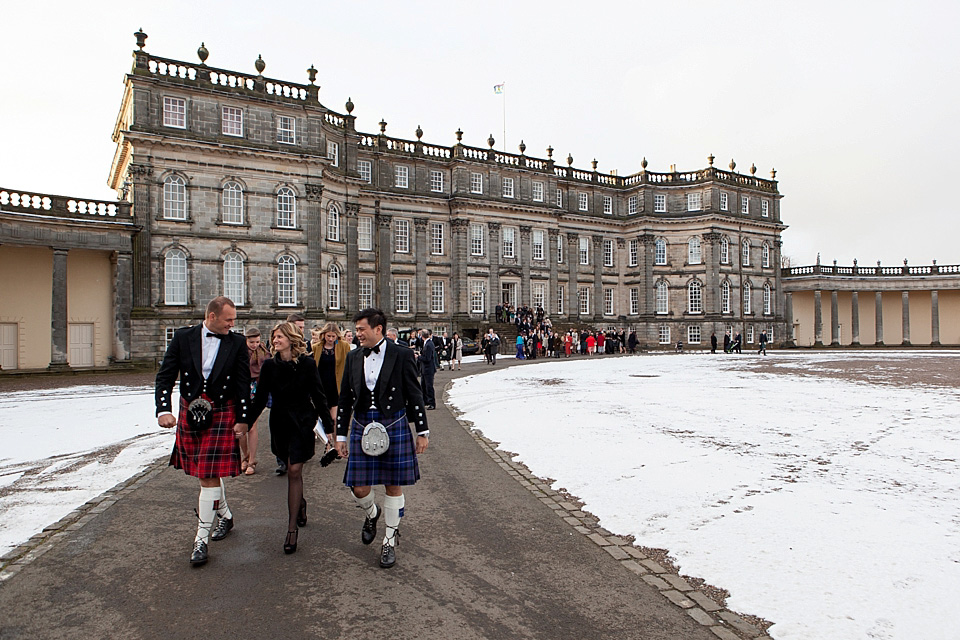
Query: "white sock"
216 479 232 520
383 494 404 547
354 491 378 520
196 486 219 544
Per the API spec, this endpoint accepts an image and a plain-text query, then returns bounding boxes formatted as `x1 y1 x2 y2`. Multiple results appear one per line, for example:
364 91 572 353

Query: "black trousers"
421 369 436 407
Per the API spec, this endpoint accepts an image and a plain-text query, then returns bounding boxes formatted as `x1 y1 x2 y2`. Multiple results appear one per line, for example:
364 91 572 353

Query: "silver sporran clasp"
360 421 390 456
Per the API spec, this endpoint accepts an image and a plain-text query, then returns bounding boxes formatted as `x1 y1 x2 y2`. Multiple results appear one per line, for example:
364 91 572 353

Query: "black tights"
287 461 304 532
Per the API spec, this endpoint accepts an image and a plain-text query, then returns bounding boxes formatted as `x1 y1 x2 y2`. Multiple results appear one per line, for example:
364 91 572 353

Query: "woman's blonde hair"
271 321 307 358
318 321 342 342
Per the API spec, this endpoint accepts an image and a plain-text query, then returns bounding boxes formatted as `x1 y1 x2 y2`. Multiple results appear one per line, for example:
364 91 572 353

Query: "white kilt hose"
345 408 420 487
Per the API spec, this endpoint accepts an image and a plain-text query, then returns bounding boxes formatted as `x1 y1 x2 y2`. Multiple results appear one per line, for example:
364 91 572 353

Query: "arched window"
656 281 668 314
688 281 702 313
277 187 296 228
762 242 770 268
721 281 731 313
720 237 729 264
741 239 751 266
763 283 773 314
222 182 244 224
327 203 340 241
223 252 244 305
328 264 341 310
163 175 187 220
655 238 667 265
743 282 752 313
164 249 187 305
277 255 297 306
688 237 702 265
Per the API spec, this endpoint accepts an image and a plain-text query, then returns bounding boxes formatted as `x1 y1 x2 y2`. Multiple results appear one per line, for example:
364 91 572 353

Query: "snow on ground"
448 351 960 640
0 386 173 555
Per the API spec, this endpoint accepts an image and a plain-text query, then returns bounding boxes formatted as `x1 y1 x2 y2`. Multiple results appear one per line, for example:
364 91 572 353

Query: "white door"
0 324 17 370
69 323 95 367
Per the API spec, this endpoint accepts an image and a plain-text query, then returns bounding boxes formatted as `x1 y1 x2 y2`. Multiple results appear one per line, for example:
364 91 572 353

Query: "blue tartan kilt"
344 408 420 488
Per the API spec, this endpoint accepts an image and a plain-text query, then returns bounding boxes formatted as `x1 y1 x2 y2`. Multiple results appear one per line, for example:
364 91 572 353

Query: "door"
69 323 95 367
0 323 17 370
501 282 518 307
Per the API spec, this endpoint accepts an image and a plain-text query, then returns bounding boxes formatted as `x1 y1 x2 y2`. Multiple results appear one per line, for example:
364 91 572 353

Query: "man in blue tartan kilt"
335 308 429 568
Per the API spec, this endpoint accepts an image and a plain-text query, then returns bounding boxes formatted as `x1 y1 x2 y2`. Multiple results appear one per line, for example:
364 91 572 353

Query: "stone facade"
106 34 787 362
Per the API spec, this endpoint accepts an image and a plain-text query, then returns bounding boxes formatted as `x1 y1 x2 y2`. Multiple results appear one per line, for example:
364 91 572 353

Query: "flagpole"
502 85 506 152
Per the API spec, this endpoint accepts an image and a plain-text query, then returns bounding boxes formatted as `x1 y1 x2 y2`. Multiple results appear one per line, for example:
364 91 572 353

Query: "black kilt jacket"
336 340 428 438
155 324 251 423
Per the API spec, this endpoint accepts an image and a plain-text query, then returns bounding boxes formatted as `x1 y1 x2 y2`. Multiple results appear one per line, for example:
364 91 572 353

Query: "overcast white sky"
2 1 957 267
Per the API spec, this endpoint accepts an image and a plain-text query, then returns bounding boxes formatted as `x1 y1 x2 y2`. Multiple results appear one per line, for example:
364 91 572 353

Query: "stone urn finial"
567 153 574 166
770 168 777 179
591 158 598 171
134 28 147 50
750 163 757 176
455 128 463 143
345 97 354 114
519 140 526 154
379 119 387 134
729 159 736 172
487 134 496 149
307 64 317 84
707 153 715 166
546 145 553 159
197 43 209 64
416 125 423 140
255 54 266 75
641 157 648 170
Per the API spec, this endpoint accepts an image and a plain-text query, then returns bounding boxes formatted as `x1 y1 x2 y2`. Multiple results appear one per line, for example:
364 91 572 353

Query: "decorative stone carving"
305 183 324 201
345 203 359 217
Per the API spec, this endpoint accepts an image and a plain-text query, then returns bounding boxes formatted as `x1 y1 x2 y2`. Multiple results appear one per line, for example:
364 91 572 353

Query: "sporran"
360 421 390 456
186 396 214 431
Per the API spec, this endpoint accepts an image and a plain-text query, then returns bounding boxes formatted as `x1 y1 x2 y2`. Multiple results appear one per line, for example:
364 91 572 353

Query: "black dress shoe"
190 541 208 566
426 405 436 410
379 543 396 568
210 517 233 541
276 462 288 476
284 529 298 554
361 506 380 545
297 498 307 527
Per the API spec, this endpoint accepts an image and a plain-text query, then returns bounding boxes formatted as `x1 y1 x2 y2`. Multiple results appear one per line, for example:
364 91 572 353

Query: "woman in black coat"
249 322 334 554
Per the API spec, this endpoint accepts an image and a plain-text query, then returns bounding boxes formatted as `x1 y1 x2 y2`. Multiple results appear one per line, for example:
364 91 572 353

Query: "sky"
2 0 958 267
449 352 960 640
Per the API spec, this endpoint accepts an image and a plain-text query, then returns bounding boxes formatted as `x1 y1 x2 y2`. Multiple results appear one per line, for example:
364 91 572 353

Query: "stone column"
814 290 823 347
112 251 133 362
851 291 860 346
344 203 360 317
567 234 580 320
784 291 795 345
704 232 722 314
450 219 469 321
304 183 324 314
50 248 70 369
640 234 655 318
592 235 604 321
519 225 531 307
931 290 940 346
548 229 560 317
414 217 429 316
901 291 911 345
616 237 626 319
375 212 393 314
488 223 501 311
128 163 153 309
830 290 840 346
875 291 884 345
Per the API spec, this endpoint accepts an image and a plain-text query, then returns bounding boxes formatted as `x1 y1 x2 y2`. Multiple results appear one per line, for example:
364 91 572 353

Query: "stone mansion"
3 31 793 369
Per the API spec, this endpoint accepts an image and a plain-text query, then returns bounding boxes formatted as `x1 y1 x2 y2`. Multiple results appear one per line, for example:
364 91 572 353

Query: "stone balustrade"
0 188 131 223
784 262 959 278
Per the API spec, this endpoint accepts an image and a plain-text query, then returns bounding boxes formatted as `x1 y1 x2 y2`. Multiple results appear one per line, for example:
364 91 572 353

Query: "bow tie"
206 332 226 340
362 343 382 357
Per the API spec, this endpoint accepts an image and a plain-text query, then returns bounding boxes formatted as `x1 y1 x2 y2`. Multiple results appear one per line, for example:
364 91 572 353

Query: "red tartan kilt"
170 397 241 479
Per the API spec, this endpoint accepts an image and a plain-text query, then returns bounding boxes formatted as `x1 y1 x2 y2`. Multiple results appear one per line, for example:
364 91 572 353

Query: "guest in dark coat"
418 329 438 409
249 322 334 554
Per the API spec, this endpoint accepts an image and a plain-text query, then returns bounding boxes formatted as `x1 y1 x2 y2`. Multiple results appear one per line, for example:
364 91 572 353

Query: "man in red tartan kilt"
156 296 250 566
336 308 429 568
